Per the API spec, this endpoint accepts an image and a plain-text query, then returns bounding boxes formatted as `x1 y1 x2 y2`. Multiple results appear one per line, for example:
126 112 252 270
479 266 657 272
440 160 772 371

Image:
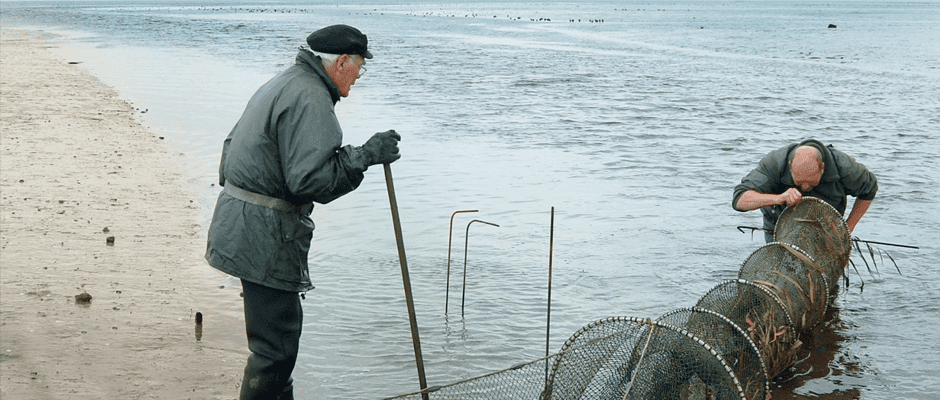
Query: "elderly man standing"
205 25 401 399
732 139 877 242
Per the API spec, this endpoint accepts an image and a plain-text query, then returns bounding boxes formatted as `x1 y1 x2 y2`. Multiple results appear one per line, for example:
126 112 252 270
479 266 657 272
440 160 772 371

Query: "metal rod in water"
446 210 478 314
853 237 920 249
737 225 771 233
545 207 555 385
383 164 429 399
738 226 919 250
462 219 499 317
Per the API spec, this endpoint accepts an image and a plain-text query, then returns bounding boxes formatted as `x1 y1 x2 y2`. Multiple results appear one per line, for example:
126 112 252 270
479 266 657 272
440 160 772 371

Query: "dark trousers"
240 279 303 400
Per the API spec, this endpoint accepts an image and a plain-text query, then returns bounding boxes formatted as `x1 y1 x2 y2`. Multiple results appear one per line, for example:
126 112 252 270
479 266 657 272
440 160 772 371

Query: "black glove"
361 130 401 166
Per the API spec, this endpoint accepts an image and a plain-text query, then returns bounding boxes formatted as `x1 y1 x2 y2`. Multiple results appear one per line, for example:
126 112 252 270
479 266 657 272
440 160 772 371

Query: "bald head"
790 146 824 193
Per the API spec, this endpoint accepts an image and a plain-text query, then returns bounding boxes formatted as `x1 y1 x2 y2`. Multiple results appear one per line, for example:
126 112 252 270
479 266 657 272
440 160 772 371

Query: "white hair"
310 50 340 67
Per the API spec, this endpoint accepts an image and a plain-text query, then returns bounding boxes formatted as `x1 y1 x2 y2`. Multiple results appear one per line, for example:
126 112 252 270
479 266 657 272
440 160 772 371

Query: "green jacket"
732 139 878 232
205 49 369 292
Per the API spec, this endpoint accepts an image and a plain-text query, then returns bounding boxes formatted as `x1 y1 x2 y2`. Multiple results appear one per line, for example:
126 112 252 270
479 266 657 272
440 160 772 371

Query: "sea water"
3 1 939 398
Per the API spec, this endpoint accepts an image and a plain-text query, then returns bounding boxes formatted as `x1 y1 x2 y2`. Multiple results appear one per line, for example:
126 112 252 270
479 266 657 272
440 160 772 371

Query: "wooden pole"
383 164 429 399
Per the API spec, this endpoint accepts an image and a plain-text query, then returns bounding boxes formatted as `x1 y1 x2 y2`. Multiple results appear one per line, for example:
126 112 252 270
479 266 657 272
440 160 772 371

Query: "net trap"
387 198 911 399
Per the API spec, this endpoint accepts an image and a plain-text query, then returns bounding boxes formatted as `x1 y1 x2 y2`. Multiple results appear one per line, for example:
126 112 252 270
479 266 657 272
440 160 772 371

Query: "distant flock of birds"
120 6 697 24
403 12 607 23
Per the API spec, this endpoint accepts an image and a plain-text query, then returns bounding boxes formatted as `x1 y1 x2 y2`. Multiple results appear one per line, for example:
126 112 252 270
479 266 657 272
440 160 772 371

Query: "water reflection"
772 305 861 399
442 314 469 343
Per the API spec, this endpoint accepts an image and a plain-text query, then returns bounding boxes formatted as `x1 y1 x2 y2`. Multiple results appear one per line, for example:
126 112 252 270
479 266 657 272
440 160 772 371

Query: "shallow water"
4 1 939 398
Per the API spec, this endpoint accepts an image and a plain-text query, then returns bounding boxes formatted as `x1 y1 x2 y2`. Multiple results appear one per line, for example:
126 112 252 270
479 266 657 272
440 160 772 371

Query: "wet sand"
1 29 244 399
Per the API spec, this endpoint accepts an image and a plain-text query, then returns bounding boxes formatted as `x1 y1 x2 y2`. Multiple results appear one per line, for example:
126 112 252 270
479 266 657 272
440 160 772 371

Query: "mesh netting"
738 242 829 331
542 317 649 399
544 317 746 400
384 356 553 400
386 197 852 400
656 308 769 399
388 317 748 400
773 197 851 290
695 279 798 378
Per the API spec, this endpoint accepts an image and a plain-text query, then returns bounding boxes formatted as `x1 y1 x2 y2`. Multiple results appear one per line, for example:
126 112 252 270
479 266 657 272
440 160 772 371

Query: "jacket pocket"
280 214 315 243
267 214 315 285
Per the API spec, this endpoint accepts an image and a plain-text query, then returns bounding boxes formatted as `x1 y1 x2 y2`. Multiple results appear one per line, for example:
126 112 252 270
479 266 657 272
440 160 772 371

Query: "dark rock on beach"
75 292 92 304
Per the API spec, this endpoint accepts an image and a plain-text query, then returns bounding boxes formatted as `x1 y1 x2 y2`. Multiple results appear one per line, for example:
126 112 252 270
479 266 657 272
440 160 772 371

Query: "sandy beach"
1 29 244 399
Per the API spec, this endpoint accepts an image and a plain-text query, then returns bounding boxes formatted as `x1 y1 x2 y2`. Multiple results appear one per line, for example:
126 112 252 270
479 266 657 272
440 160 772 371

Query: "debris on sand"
75 292 92 304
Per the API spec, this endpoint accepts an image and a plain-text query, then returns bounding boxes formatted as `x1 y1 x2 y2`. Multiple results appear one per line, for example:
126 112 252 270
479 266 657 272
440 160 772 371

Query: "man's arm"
732 144 793 212
845 198 872 233
828 147 877 233
735 188 803 211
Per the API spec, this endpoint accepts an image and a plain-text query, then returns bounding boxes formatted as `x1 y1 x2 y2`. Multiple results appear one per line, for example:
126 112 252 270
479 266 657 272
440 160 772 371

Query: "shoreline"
1 28 246 399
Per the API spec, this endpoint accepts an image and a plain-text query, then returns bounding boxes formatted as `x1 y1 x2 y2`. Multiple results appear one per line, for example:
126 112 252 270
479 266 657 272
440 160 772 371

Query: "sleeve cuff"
351 146 372 171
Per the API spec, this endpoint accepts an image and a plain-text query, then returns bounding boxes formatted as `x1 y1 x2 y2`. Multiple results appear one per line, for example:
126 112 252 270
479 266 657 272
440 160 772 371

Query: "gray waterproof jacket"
732 139 878 232
205 49 369 292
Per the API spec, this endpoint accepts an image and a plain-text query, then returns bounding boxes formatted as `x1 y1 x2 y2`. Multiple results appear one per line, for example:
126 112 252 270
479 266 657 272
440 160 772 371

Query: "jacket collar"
296 48 341 104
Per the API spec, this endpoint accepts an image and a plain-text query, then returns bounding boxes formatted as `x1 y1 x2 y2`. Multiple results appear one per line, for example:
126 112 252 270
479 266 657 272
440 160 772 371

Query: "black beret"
306 24 373 59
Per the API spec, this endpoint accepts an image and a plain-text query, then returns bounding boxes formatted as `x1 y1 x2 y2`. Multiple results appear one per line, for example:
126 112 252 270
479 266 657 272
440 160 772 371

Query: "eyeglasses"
345 55 366 78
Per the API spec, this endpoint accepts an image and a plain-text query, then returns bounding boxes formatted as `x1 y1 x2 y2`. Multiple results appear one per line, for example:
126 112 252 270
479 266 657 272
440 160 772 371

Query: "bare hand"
777 188 803 207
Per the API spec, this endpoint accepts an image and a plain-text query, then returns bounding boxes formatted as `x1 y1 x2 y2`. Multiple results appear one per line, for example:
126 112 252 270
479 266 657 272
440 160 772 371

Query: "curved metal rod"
462 219 499 317
445 210 478 314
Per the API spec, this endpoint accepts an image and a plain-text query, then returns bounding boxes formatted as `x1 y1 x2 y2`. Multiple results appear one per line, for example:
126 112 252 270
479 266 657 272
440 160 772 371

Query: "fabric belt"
223 182 313 216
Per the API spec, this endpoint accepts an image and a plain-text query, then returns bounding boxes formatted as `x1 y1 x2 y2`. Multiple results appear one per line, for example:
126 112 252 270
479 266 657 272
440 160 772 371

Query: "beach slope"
1 29 243 399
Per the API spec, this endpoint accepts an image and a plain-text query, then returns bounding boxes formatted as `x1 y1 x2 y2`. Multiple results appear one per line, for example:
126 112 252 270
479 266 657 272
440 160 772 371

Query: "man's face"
333 54 364 98
791 162 823 193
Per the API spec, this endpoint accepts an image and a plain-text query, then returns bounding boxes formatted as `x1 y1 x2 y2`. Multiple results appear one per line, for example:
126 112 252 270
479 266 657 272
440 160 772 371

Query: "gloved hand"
361 129 401 166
